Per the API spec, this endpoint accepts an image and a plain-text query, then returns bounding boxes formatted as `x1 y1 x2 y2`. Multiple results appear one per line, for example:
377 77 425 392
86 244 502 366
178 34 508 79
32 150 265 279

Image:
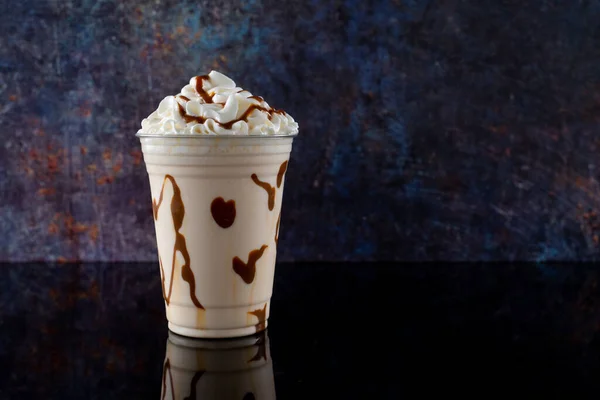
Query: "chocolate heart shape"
211 197 236 228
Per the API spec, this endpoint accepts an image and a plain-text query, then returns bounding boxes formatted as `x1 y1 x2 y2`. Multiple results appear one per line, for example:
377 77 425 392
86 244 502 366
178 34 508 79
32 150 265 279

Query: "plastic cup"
138 134 294 338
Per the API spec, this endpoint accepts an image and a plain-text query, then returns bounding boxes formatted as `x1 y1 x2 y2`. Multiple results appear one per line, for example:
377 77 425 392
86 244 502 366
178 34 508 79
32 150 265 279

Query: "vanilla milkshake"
137 71 298 338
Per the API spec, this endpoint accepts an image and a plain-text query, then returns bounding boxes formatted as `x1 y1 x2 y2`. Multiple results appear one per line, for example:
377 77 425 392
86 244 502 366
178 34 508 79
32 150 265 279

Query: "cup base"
168 321 268 339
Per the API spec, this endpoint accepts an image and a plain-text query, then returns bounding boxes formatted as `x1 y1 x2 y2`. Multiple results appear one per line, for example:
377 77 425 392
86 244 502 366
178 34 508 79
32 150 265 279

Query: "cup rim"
136 132 298 139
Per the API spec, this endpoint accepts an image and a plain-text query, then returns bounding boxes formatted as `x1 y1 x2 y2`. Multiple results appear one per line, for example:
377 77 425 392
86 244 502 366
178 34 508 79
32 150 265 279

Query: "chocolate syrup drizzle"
277 160 288 188
195 74 214 103
161 359 175 400
184 370 205 400
176 75 287 128
163 358 204 400
232 245 268 284
251 174 275 211
248 303 267 333
153 175 204 309
248 330 268 362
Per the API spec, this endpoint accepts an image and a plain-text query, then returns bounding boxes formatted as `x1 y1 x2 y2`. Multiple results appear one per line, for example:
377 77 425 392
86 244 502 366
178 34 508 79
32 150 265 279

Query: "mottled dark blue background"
2 0 600 261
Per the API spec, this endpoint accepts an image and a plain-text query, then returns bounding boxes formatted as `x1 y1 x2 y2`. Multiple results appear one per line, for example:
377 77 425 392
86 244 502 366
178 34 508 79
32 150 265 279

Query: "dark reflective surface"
1 263 600 398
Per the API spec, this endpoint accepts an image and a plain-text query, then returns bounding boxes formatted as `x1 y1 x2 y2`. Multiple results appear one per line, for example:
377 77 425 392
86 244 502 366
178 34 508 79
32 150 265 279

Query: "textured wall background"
1 0 600 261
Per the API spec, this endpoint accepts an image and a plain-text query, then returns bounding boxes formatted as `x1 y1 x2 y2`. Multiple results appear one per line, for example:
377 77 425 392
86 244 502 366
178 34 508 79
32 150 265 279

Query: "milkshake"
162 331 275 400
137 71 298 338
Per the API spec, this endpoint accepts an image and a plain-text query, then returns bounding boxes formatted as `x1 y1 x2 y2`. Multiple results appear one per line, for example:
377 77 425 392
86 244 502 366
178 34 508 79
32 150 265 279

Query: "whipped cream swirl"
138 71 299 136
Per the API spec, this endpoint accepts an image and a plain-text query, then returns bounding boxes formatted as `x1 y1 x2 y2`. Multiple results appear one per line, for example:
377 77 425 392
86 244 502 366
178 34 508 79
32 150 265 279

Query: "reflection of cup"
162 330 276 400
138 135 294 338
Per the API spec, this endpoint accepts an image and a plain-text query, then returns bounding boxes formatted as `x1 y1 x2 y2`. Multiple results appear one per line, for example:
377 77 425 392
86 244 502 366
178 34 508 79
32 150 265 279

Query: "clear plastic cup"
138 134 294 338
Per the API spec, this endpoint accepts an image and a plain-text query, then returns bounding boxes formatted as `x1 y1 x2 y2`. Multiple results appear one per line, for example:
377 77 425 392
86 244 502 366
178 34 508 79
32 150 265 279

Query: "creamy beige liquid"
141 136 293 338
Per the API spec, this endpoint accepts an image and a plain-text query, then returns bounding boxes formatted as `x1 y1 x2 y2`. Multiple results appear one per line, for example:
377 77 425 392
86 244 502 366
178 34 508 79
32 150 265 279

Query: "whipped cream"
138 71 299 136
